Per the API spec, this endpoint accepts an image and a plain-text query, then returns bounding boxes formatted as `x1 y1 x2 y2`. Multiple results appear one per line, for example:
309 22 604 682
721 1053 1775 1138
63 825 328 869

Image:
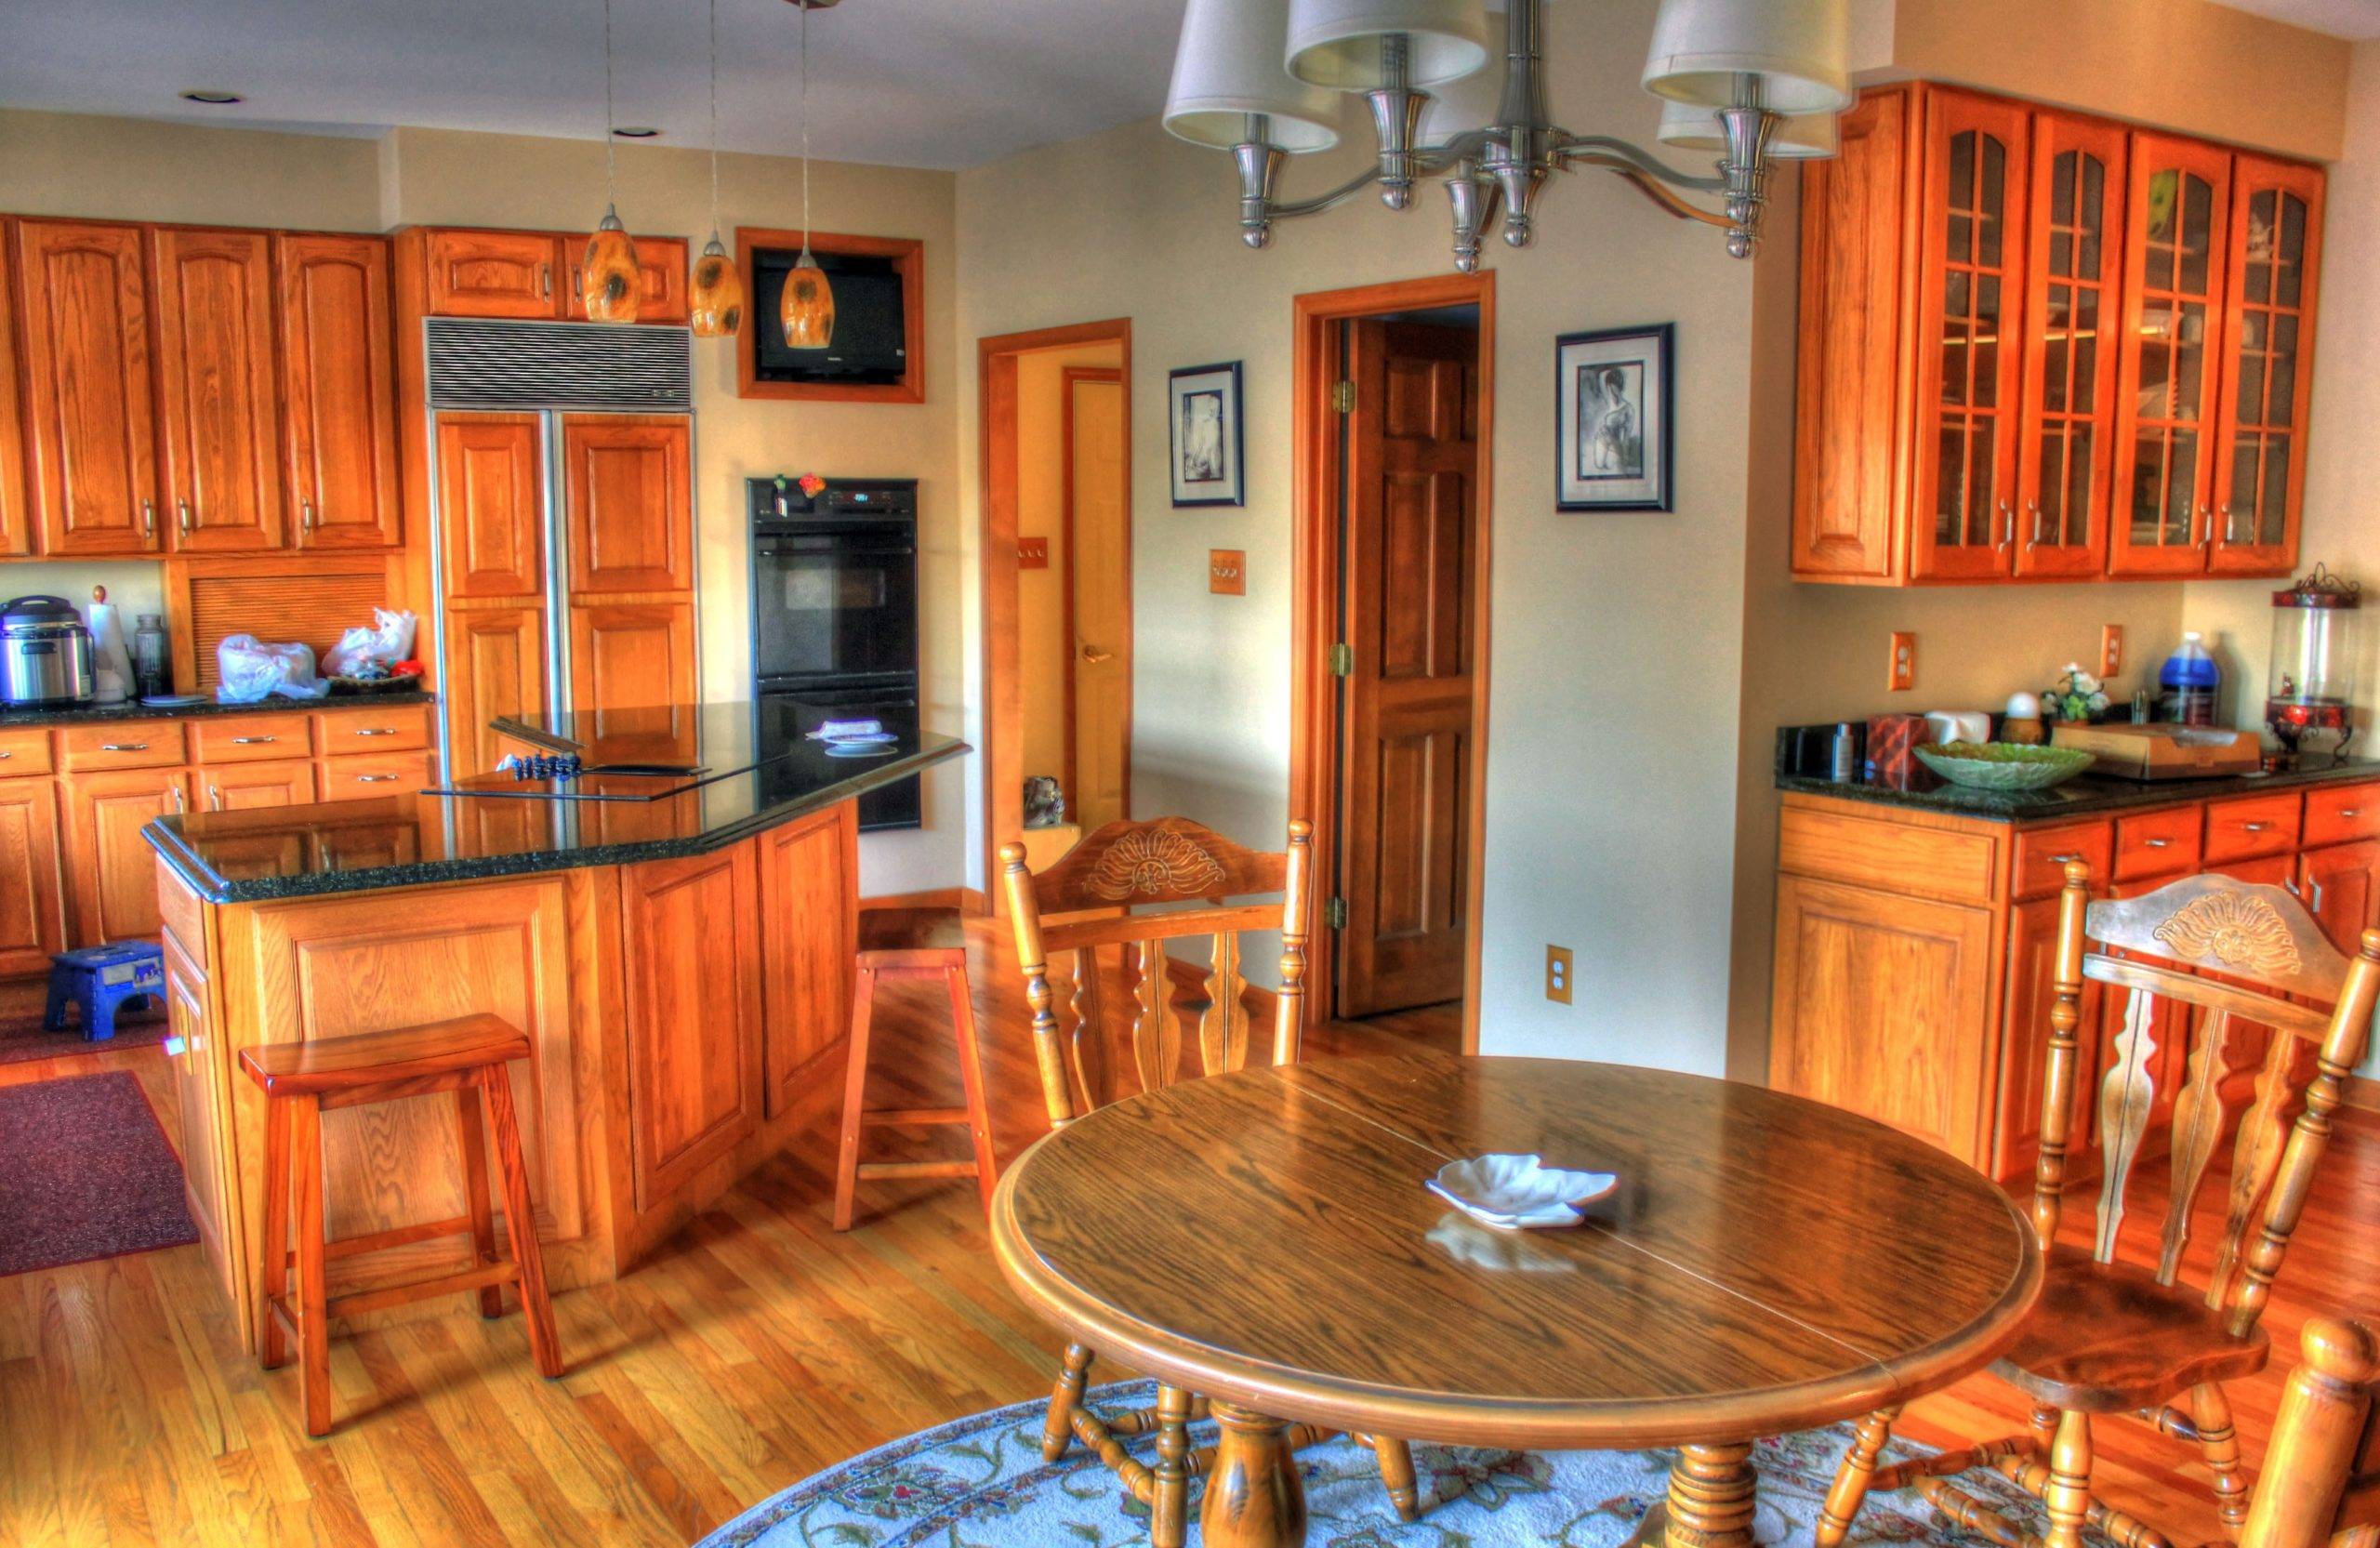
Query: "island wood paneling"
759 803 858 1118
163 929 239 1306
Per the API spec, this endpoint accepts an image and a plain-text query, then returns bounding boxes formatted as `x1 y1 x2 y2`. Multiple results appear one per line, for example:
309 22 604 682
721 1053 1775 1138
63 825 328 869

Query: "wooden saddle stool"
831 906 998 1231
239 1013 565 1438
1818 865 2380 1548
998 815 1423 1547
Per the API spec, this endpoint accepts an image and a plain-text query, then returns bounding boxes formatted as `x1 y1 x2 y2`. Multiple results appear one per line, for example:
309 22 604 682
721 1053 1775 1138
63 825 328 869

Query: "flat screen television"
751 248 907 386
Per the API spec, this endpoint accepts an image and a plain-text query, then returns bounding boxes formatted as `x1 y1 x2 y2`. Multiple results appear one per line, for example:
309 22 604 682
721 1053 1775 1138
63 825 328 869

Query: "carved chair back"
2039 864 2380 1335
998 817 1315 1131
2237 1316 2379 1548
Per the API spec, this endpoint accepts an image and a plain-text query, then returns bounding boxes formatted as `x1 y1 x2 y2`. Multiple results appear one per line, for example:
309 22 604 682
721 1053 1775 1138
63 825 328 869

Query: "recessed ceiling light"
613 126 662 139
179 88 245 106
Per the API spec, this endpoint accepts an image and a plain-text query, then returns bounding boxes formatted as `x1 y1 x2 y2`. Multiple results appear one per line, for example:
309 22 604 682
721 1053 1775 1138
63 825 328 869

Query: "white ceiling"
2212 0 2380 37
0 0 1195 171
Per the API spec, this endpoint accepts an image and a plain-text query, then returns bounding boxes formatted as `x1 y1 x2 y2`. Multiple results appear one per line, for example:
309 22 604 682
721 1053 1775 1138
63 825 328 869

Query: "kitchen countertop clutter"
0 688 435 729
1777 747 2379 823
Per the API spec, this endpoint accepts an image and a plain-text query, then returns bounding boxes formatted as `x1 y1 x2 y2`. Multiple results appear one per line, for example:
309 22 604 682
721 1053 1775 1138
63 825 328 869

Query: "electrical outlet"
1545 945 1574 1005
1888 632 1917 693
2100 624 2124 678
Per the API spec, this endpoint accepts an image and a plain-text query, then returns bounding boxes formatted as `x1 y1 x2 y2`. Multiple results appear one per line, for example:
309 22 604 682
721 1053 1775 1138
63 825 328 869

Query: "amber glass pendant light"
581 0 641 324
779 0 835 349
688 0 746 337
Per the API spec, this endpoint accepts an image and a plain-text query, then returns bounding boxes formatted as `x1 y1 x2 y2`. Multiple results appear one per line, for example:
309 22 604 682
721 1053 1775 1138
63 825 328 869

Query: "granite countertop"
1778 755 2380 823
0 689 436 728
147 713 969 905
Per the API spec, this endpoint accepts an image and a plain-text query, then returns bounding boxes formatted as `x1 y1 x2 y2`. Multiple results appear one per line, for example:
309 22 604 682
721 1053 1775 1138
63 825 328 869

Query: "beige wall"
1015 342 1124 795
0 110 964 894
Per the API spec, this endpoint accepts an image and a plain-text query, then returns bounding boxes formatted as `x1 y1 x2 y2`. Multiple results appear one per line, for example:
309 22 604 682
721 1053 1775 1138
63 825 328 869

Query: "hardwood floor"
0 925 2370 1547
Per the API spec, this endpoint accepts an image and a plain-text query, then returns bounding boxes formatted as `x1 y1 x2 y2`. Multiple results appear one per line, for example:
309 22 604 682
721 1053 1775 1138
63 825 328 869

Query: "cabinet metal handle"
2026 497 2043 549
0 751 11 760
171 786 185 813
208 786 222 812
1997 500 2015 548
2049 853 2083 864
141 499 156 537
231 735 276 745
2242 821 2272 832
100 742 149 752
302 500 318 533
539 262 552 298
177 499 193 536
356 773 398 783
2340 808 2361 818
2313 880 2327 912
354 727 399 736
2145 838 2173 848
2198 504 2213 546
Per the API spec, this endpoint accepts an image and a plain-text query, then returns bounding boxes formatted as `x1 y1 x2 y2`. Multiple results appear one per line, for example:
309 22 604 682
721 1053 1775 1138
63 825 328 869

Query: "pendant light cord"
707 0 721 238
601 0 618 201
799 0 813 258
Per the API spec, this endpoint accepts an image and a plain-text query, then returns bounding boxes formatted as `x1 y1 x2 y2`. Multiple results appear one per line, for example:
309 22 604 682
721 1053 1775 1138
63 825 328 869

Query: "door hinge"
1329 642 1354 678
1326 896 1348 930
1331 380 1355 414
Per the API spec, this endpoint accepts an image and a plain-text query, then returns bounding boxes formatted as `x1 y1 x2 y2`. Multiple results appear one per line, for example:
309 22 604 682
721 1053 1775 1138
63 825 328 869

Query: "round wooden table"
991 1050 2043 1548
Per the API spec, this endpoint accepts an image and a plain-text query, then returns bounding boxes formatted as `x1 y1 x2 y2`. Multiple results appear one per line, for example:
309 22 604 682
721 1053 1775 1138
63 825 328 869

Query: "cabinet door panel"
443 605 549 777
2210 157 2322 576
1911 91 2030 581
2109 135 2231 576
760 805 856 1118
424 230 562 319
2301 840 2380 958
0 779 66 976
0 221 32 555
2015 112 2124 577
163 934 237 1301
564 236 691 325
1996 894 2098 1181
15 220 161 554
152 227 284 552
436 413 546 598
622 846 763 1208
567 602 697 763
1770 874 1995 1164
315 751 437 802
279 234 402 549
560 415 693 595
63 767 189 945
200 758 313 813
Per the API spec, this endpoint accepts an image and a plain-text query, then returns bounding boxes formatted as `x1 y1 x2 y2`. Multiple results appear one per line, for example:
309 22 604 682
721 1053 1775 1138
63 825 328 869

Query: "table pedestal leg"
1201 1403 1307 1548
1625 1443 1759 1548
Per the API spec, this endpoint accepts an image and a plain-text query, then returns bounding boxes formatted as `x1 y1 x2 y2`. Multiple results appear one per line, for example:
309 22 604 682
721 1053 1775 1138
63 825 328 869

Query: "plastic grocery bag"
323 609 419 678
216 635 329 703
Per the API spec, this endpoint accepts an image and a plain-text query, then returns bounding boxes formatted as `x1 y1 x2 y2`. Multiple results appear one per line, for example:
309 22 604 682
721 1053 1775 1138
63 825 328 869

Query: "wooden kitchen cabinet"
568 601 697 756
1995 893 2099 1177
564 236 691 325
163 932 239 1302
1795 85 2324 587
0 223 31 557
2301 838 2380 958
758 803 857 1118
562 414 693 595
621 845 764 1210
443 604 548 777
13 219 162 555
277 233 402 549
63 765 191 945
423 229 563 319
314 750 436 802
200 758 315 813
0 777 65 976
150 227 285 553
436 413 546 598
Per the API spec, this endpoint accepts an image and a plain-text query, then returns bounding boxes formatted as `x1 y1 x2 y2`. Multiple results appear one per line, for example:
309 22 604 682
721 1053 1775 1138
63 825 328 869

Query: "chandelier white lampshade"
1656 99 1839 158
1285 0 1492 91
1417 51 1504 145
1165 0 1342 151
1641 0 1853 116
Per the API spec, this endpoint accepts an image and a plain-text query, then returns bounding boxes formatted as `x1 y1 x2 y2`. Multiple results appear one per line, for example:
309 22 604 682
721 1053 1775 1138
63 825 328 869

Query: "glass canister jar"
2267 563 2361 763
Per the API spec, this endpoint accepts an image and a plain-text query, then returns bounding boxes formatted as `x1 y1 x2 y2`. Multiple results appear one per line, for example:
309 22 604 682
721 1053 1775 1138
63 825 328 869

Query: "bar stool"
239 1013 564 1437
831 907 998 1231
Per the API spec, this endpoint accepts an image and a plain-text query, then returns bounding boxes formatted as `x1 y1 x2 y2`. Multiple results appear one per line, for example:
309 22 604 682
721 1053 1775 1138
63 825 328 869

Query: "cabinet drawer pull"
2313 880 2327 912
538 262 552 298
2241 821 2273 833
355 773 399 783
2048 853 2082 864
2144 838 2172 849
99 742 149 752
177 499 193 536
231 735 277 745
171 786 186 813
208 786 222 812
0 751 11 760
302 500 318 533
141 499 156 537
353 727 399 737
2340 808 2362 819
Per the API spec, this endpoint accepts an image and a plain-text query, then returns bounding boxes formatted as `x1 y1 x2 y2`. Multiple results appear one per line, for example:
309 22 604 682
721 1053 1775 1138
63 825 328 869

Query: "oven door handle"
759 541 916 559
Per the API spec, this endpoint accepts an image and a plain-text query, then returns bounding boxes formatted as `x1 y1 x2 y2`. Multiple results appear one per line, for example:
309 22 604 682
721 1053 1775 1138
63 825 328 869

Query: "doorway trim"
977 318 1133 913
1289 272 1494 1053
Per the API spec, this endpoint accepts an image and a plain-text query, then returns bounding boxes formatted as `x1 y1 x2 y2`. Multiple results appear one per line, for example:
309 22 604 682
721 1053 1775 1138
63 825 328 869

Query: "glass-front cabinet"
2016 114 2126 578
2211 157 2324 576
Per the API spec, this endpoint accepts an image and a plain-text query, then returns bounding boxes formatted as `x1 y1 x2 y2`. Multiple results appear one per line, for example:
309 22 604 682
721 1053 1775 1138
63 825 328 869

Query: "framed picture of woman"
1169 362 1244 508
1555 324 1673 511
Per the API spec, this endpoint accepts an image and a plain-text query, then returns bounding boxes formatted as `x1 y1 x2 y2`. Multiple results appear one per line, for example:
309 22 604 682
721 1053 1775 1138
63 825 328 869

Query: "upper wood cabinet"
0 227 30 557
151 227 285 553
1793 85 2325 587
561 414 692 595
277 233 402 549
564 236 691 326
12 219 162 555
425 229 564 319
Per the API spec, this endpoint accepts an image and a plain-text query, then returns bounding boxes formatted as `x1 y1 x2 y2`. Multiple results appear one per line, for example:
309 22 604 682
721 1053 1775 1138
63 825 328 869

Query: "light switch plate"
1889 632 1917 693
1210 549 1246 596
1545 945 1574 1005
2100 624 2123 678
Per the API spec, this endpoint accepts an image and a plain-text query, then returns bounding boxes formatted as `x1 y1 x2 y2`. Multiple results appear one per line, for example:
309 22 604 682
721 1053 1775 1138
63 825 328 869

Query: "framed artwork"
1555 324 1673 511
1169 361 1244 508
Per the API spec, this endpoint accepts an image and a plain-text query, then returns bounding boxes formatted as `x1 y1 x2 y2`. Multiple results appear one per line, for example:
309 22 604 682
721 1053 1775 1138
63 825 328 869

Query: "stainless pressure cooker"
1 595 96 708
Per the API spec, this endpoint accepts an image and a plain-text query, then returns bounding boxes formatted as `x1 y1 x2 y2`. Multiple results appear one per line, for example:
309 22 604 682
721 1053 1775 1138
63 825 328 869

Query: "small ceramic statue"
1022 775 1067 829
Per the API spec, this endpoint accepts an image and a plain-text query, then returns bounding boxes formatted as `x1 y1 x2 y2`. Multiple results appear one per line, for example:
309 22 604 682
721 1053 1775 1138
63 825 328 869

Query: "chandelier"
1161 0 1853 270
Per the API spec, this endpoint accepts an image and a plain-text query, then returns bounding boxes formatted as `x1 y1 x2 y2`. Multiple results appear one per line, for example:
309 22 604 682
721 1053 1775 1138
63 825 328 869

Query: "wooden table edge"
988 1151 2046 1451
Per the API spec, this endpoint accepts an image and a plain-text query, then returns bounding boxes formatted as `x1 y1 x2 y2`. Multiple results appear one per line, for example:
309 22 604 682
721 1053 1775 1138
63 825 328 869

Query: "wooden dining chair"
1818 864 2380 1548
2234 1316 2378 1548
998 815 1421 1546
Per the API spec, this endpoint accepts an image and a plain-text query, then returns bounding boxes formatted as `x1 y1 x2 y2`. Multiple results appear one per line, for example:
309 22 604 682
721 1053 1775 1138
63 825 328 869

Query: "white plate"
1426 1154 1618 1231
821 732 898 747
824 745 896 759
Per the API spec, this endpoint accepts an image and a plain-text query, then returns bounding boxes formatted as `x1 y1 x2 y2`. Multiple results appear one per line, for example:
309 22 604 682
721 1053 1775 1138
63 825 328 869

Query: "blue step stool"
45 941 165 1042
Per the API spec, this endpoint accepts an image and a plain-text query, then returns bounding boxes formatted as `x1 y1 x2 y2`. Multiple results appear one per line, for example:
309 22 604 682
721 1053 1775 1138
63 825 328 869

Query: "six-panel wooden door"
13 219 162 554
278 233 402 549
151 227 285 552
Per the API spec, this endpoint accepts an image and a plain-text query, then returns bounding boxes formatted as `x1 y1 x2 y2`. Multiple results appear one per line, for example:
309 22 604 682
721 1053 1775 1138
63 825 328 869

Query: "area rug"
0 993 169 1066
0 1072 197 1277
700 1380 2041 1547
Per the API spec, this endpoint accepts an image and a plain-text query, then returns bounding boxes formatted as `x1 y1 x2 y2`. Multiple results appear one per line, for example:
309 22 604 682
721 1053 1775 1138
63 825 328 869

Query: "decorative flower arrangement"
798 472 827 497
2044 664 2111 722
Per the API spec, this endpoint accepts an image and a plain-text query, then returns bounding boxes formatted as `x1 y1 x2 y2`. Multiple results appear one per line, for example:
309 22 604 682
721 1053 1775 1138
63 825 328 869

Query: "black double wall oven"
750 478 923 831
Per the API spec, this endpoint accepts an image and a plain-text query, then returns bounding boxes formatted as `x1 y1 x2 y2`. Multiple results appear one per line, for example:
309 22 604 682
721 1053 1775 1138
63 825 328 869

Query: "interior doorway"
1291 276 1493 1052
977 320 1133 909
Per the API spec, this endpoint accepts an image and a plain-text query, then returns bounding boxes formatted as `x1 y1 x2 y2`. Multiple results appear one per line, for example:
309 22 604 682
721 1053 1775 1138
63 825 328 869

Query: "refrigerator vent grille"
424 318 693 411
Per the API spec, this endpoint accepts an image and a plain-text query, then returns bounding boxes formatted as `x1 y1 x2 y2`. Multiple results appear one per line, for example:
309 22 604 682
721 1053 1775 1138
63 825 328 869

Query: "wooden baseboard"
858 887 988 916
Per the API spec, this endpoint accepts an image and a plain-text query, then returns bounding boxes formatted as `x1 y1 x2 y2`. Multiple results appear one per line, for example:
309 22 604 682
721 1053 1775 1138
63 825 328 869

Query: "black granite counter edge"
1777 756 2380 823
145 739 969 906
1 690 436 729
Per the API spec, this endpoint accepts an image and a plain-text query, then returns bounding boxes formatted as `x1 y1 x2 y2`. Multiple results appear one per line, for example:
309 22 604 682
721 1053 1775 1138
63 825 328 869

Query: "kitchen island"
144 704 965 1354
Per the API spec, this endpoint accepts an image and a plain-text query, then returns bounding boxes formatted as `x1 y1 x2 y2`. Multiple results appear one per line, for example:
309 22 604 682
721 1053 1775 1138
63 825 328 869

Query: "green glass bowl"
1913 741 2096 791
